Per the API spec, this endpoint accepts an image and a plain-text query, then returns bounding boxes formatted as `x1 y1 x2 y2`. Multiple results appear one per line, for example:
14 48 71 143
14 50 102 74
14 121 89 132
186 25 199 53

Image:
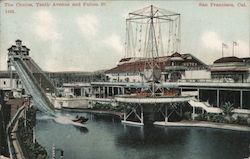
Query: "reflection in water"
118 124 191 146
36 111 250 159
92 113 120 123
74 126 89 134
116 124 191 159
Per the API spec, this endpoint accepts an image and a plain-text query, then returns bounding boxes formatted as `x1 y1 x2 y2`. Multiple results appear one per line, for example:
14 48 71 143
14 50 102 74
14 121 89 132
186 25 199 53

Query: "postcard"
0 0 249 159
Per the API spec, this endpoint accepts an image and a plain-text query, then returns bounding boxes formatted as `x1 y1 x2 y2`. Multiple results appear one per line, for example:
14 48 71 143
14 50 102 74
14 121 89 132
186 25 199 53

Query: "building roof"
105 61 146 74
211 56 250 72
119 58 132 62
210 66 249 72
214 56 243 64
105 53 208 74
242 57 250 64
171 52 182 57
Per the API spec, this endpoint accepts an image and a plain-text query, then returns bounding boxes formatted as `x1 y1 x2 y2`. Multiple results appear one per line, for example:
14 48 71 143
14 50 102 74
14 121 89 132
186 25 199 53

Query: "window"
3 81 6 85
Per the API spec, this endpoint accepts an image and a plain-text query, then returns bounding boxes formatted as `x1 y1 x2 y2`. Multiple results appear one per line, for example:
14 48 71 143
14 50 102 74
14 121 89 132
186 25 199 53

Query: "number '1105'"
5 10 15 14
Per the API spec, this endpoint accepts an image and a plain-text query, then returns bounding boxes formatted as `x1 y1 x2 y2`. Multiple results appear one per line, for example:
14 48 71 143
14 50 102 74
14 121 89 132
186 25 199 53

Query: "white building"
0 71 23 98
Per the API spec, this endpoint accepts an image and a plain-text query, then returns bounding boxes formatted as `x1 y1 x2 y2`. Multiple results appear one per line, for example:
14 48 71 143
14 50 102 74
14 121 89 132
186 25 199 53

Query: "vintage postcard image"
0 0 250 159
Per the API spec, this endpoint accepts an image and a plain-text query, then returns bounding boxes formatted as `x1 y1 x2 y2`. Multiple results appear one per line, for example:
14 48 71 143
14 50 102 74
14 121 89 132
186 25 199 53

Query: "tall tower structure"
125 5 181 96
7 40 30 88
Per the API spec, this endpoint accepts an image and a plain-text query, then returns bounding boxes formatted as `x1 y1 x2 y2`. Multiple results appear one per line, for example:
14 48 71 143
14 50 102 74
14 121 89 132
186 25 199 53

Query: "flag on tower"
222 43 228 48
233 41 238 46
232 41 238 56
221 43 228 57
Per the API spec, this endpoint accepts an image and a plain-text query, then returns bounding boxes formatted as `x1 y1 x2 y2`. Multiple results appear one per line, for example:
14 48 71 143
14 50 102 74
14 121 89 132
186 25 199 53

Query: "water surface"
36 111 250 159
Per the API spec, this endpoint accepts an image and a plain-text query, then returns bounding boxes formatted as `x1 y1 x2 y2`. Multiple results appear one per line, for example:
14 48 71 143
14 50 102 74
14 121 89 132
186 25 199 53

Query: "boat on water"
72 115 88 124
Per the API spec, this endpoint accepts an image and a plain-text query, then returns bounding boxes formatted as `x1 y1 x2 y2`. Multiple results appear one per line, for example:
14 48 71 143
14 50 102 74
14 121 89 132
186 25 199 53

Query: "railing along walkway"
6 104 26 159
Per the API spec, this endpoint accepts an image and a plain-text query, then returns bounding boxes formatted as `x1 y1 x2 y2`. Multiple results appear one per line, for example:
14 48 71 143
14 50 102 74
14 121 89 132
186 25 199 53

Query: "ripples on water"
36 111 250 159
37 112 86 127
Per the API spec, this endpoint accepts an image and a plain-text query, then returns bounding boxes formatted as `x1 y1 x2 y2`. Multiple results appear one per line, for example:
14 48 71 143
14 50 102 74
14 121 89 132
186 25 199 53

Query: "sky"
0 0 249 72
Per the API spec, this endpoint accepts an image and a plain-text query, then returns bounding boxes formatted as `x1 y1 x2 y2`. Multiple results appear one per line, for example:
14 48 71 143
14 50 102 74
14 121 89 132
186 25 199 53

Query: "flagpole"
222 43 224 57
222 43 228 57
232 42 234 56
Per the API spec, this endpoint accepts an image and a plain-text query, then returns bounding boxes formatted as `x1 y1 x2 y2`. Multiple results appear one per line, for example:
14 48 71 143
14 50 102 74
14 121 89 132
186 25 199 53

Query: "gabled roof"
182 53 208 67
171 52 182 57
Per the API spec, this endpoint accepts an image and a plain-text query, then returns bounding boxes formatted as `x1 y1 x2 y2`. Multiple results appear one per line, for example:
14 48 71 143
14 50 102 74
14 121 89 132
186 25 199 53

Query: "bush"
197 113 226 123
17 107 48 159
183 112 192 120
92 102 113 110
235 116 248 126
247 118 250 125
195 114 207 121
193 112 250 127
210 114 225 123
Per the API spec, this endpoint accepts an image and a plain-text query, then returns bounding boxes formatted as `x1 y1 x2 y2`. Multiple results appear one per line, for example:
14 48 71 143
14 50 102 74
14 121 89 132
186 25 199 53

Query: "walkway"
154 120 250 132
188 99 222 113
115 95 192 104
7 105 25 159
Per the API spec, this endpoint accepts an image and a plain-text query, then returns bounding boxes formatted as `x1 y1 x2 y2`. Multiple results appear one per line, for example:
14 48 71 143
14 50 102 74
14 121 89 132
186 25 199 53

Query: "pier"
116 95 192 126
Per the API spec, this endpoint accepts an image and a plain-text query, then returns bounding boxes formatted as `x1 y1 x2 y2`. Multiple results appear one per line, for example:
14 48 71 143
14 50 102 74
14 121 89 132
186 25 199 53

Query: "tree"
221 102 234 123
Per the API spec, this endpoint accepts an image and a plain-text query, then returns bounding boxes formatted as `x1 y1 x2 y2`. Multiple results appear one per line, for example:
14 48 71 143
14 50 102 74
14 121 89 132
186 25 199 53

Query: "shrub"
17 107 48 159
247 118 250 127
235 116 248 126
195 114 207 121
183 112 192 120
206 113 214 121
93 102 113 110
211 114 225 123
